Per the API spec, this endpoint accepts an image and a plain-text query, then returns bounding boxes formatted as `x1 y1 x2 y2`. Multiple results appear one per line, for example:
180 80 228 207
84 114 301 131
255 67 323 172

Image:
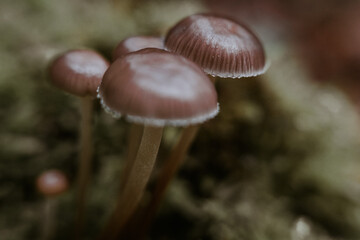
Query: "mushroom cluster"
46 13 266 240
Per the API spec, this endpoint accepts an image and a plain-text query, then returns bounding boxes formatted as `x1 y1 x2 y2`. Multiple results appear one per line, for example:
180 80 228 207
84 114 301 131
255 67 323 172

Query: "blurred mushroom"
97 48 218 240
296 3 360 108
112 36 163 61
36 170 69 240
48 49 109 238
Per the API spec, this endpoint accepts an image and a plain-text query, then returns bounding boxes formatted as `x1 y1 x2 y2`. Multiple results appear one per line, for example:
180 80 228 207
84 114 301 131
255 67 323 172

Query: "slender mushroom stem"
41 197 57 240
119 123 144 191
100 125 163 240
75 96 94 239
136 125 199 239
107 124 143 238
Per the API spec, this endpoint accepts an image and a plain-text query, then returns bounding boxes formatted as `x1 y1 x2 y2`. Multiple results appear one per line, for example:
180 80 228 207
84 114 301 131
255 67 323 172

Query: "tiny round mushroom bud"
36 170 68 240
165 13 267 78
112 36 164 61
36 170 68 197
49 49 109 97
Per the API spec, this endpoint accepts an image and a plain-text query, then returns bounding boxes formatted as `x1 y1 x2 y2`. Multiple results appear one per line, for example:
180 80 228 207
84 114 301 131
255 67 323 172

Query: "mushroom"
138 13 268 238
165 13 267 78
48 49 109 238
97 48 218 240
112 36 164 61
111 36 164 195
36 170 69 240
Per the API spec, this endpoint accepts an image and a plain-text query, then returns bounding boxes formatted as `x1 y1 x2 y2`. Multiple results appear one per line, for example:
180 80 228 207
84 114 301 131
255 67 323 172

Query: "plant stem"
75 97 93 239
119 123 144 190
105 124 143 239
137 125 200 239
41 198 56 240
100 125 163 240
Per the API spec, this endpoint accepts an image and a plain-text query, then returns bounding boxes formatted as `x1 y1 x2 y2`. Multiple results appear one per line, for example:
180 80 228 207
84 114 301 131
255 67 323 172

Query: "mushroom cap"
49 49 110 97
165 14 267 78
36 170 68 197
112 36 164 61
98 48 219 127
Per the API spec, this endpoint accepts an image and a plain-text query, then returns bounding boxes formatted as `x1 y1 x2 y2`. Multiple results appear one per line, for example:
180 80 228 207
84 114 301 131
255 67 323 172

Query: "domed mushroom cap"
36 170 68 197
165 14 266 78
49 49 109 97
98 48 219 126
112 36 164 60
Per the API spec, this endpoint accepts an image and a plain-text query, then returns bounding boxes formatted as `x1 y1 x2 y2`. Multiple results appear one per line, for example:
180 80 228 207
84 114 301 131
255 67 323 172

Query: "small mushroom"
48 49 109 238
49 49 109 97
97 48 218 240
36 170 69 240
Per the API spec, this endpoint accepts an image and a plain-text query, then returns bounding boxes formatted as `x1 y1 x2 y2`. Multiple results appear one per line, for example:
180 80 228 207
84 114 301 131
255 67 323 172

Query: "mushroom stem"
100 125 163 240
75 96 93 239
107 124 143 238
137 125 199 238
119 123 144 190
41 197 57 240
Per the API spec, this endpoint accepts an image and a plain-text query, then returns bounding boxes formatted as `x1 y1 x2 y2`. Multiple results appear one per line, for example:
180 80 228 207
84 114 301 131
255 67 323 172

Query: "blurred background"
1 0 360 239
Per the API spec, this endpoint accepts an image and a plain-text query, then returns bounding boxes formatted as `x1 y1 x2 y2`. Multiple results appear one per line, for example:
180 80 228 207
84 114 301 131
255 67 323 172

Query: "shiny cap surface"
165 14 267 78
99 48 219 126
49 49 109 97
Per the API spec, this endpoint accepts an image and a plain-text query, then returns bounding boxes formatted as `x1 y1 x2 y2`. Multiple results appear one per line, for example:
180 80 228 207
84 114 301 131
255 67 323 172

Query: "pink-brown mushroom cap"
98 48 219 126
165 14 267 78
36 170 69 197
112 36 164 61
49 49 110 97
